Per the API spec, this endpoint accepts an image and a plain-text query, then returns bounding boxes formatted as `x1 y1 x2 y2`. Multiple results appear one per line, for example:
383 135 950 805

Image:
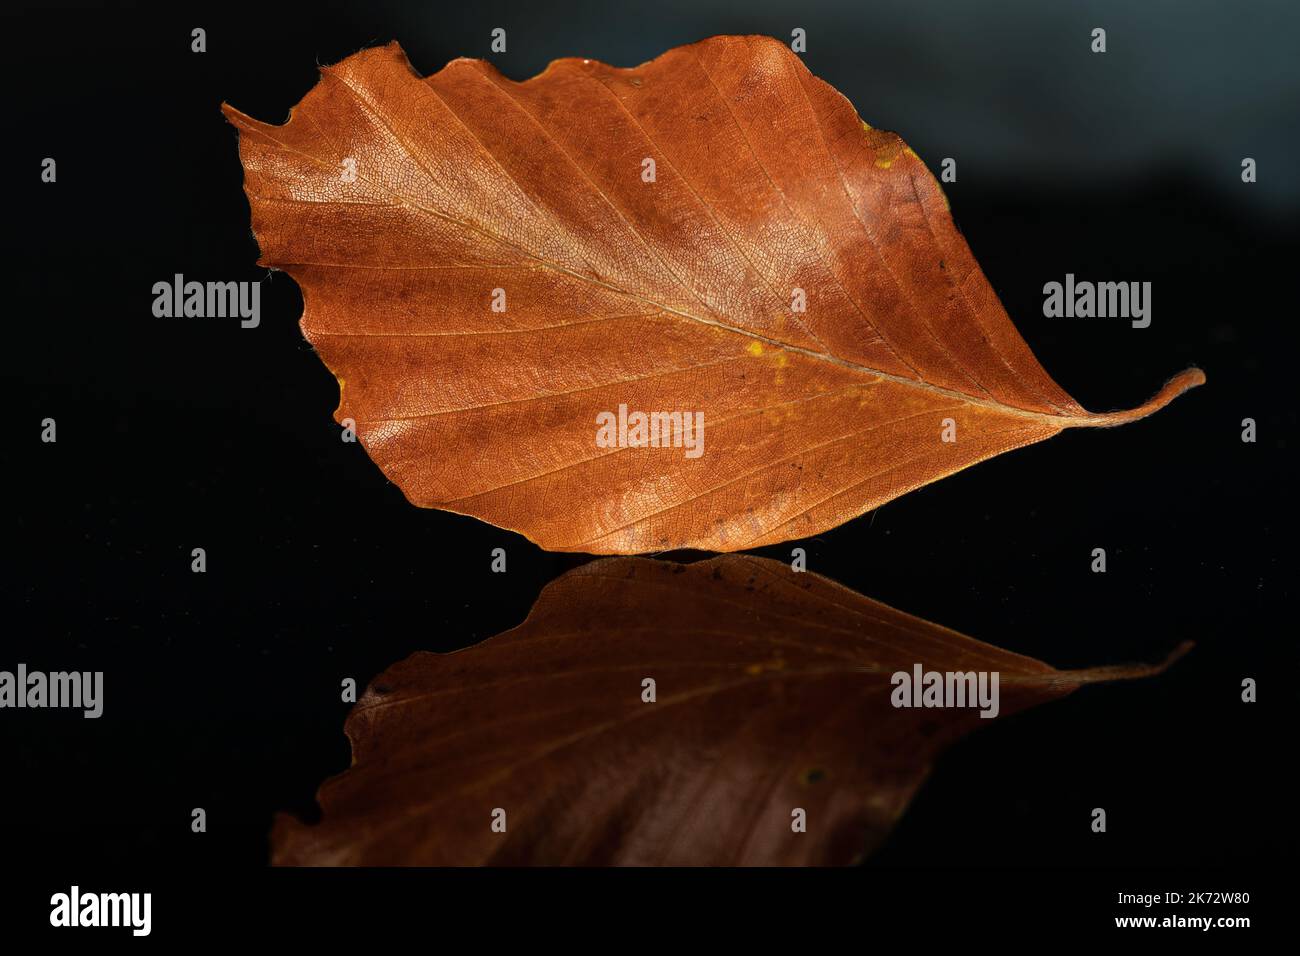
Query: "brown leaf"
272 555 1189 866
223 36 1203 554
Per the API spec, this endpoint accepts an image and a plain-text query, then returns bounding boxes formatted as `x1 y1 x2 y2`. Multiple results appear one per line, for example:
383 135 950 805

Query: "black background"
2 0 1292 937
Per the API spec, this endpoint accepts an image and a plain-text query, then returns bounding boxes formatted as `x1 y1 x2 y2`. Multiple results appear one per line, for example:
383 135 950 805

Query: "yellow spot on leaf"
745 658 787 675
874 139 905 169
747 341 764 357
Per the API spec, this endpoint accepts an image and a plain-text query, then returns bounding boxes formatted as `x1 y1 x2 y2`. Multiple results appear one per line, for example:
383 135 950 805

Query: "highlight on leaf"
223 35 1204 554
271 555 1191 866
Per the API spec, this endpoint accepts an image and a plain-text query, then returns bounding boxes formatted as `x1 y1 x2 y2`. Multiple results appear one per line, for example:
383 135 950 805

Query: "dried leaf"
224 36 1203 553
272 556 1189 866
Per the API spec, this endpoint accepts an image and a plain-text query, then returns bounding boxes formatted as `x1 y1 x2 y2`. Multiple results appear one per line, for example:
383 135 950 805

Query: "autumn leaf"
223 36 1203 554
271 555 1190 866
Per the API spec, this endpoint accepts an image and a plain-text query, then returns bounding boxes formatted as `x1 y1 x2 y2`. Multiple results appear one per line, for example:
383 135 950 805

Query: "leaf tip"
1078 366 1206 427
1153 639 1197 673
1069 639 1195 685
220 100 267 136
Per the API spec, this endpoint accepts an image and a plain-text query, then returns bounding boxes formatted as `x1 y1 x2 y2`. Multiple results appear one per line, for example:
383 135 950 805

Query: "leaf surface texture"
225 36 1203 553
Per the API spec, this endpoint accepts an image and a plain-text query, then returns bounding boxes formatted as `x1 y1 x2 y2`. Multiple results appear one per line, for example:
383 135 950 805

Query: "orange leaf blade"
224 36 1203 553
